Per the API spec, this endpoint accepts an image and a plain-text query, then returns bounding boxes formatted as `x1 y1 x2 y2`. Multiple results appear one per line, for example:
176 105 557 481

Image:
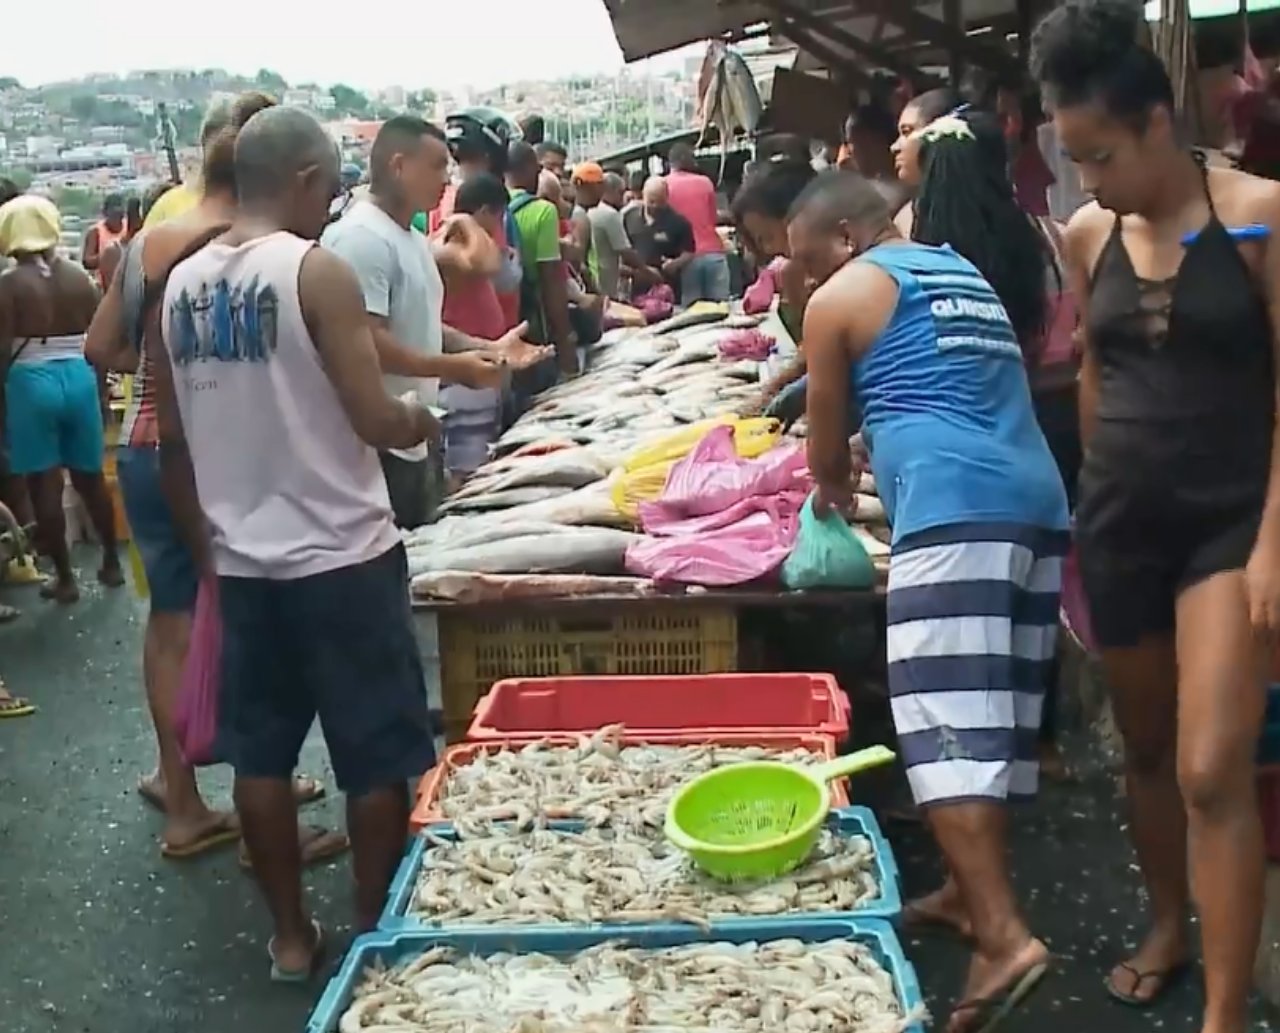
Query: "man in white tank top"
149 106 437 979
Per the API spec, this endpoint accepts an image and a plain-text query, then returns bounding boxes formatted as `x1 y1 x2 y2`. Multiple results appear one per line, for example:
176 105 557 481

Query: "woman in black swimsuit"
1035 3 1280 1029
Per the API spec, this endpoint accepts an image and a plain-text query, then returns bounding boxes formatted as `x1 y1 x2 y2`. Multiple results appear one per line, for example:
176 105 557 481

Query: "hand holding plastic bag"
781 494 875 590
174 576 222 767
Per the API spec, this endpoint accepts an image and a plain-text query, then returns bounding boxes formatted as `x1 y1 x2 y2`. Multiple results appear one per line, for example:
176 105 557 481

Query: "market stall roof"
602 0 1025 79
602 0 769 62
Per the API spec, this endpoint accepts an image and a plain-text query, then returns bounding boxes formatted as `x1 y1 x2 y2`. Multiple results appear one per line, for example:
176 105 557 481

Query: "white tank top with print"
161 231 399 580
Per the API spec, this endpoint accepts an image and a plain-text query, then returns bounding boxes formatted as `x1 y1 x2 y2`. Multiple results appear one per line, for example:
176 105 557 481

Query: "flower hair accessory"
914 115 975 143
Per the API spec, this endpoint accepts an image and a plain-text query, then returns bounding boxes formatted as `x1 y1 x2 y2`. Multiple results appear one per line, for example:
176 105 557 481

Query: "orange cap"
571 162 605 184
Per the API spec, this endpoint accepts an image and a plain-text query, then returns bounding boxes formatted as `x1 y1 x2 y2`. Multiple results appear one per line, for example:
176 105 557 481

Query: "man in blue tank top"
789 170 1068 1033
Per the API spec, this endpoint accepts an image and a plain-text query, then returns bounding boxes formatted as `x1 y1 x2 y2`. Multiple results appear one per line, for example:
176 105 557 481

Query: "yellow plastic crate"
439 605 738 743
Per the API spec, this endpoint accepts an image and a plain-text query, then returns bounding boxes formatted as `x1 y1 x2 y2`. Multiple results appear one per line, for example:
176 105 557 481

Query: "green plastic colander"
664 745 897 881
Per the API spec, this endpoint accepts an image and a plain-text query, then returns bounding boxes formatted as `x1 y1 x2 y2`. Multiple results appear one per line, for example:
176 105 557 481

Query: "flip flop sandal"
160 814 242 859
901 900 974 943
1105 960 1191 1008
0 694 36 719
238 825 350 872
138 773 324 814
269 919 326 984
949 961 1050 1033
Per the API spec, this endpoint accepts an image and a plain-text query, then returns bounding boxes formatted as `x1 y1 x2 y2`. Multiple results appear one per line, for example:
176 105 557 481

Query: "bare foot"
1106 924 1191 1005
947 936 1051 1033
98 558 125 588
903 880 973 940
40 577 80 605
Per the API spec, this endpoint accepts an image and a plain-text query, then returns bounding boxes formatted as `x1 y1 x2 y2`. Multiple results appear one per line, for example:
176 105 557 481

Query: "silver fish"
438 486 571 515
412 528 641 576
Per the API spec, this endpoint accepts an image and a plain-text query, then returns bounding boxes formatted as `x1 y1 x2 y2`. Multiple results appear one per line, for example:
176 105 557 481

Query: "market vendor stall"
405 304 890 741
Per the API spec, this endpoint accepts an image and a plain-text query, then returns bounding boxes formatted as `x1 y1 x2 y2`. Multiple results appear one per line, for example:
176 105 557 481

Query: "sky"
9 0 694 93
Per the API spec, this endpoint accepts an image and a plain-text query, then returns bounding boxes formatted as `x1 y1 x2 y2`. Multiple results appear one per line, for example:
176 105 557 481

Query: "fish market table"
412 587 885 743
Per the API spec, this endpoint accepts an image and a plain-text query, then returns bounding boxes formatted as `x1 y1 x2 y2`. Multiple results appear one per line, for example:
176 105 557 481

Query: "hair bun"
1033 0 1145 87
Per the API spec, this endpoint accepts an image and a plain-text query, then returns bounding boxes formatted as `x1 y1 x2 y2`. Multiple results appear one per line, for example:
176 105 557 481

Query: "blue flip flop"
268 919 325 984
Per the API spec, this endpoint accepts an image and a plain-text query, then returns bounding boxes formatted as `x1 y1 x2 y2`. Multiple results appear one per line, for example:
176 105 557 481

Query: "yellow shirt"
142 182 201 228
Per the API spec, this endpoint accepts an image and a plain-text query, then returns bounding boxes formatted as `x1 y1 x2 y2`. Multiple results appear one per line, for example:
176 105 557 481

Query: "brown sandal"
239 825 349 872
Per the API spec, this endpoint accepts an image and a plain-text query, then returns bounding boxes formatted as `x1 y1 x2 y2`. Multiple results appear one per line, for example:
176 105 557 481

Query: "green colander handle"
811 745 897 784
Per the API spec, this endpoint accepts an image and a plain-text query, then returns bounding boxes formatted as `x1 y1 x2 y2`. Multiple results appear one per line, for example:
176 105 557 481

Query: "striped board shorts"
886 521 1069 808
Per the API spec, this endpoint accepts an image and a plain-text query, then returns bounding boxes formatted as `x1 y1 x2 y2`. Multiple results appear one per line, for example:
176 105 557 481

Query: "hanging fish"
694 41 764 183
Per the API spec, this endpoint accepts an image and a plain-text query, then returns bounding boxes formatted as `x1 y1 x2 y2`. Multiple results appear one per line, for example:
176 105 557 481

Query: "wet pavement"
0 557 1272 1032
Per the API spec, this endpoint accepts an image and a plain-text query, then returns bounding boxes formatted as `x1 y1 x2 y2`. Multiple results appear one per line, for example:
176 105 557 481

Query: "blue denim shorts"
117 445 199 613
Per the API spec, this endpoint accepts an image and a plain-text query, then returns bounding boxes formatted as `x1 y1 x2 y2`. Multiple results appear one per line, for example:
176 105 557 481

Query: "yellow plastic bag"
612 418 783 522
622 417 781 473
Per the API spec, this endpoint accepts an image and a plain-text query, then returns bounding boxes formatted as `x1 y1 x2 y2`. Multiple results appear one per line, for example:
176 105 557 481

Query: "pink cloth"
175 577 221 767
1013 146 1054 218
442 221 511 340
665 169 723 255
625 426 810 587
742 266 778 315
428 184 458 234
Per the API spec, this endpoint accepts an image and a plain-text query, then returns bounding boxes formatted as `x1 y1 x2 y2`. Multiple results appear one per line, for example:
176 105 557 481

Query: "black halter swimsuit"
1075 167 1275 649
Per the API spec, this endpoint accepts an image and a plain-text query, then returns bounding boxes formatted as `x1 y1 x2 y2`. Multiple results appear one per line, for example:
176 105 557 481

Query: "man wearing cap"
568 163 605 292
0 195 121 603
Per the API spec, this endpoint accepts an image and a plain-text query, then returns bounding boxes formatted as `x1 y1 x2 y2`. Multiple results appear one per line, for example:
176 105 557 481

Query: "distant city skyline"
9 0 698 94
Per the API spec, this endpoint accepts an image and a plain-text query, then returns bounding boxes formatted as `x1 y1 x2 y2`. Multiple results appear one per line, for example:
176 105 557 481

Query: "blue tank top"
853 242 1068 543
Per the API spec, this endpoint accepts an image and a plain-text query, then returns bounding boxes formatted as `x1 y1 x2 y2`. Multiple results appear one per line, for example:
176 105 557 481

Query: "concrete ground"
0 555 1273 1032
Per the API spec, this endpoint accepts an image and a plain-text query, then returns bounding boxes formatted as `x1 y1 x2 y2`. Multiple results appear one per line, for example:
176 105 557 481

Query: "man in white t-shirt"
323 117 550 527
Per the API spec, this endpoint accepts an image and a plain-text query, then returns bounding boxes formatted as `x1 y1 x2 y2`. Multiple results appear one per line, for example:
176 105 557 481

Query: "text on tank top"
161 231 399 580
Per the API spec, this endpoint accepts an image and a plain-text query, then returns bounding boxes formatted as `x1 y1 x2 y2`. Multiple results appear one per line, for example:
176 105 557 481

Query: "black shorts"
215 545 435 796
1076 425 1266 650
1032 384 1081 510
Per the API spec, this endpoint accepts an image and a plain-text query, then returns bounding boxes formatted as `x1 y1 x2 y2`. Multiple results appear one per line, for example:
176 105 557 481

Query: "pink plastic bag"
175 576 222 767
640 425 808 525
742 265 778 315
627 425 811 586
625 492 804 585
1060 545 1097 655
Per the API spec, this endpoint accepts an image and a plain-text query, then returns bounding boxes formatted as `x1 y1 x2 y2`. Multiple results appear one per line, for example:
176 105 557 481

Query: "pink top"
443 275 506 340
665 169 722 255
162 232 399 580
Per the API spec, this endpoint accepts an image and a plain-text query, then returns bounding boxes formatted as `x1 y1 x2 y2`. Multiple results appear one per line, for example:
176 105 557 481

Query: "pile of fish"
405 312 893 599
435 726 827 828
409 823 879 928
340 938 922 1033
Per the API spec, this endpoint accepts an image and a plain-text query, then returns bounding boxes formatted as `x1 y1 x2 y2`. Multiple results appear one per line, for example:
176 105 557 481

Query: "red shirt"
665 169 723 255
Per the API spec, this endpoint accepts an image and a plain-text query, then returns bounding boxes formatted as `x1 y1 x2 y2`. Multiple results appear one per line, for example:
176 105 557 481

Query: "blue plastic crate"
306 918 924 1033
379 805 902 932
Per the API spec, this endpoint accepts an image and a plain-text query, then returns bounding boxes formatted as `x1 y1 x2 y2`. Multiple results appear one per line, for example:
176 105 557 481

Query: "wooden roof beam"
775 17 876 90
763 0 937 88
862 0 1020 76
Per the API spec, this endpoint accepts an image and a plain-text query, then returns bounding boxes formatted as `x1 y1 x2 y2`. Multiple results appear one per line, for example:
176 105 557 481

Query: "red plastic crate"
465 673 851 743
411 732 848 831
